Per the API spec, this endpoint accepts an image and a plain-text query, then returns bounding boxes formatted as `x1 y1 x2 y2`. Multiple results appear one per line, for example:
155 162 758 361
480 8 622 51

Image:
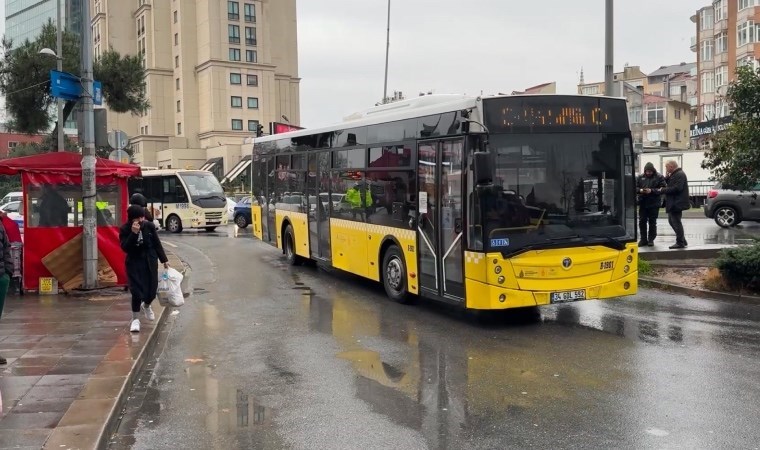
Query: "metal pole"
81 0 98 288
383 0 390 104
56 0 64 152
604 0 614 96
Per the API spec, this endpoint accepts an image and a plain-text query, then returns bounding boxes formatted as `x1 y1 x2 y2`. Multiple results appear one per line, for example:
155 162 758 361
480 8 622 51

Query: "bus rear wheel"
166 215 182 233
283 224 303 266
382 245 412 303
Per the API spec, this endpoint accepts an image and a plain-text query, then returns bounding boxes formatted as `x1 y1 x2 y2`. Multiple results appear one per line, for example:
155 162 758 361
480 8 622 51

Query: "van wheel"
283 224 303 266
382 245 412 304
714 206 738 228
166 215 183 233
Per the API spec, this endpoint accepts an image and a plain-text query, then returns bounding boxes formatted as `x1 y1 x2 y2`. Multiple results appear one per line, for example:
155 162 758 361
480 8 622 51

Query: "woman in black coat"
120 205 169 333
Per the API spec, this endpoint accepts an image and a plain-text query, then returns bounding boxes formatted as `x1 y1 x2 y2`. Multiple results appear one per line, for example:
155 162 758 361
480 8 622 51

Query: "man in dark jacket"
636 162 667 247
0 224 13 364
653 160 690 249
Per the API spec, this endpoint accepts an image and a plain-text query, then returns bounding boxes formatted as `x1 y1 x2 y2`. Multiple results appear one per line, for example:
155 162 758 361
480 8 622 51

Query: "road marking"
164 241 178 248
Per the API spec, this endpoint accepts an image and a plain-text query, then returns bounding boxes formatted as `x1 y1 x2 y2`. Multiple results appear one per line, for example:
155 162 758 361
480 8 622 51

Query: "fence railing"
689 180 715 206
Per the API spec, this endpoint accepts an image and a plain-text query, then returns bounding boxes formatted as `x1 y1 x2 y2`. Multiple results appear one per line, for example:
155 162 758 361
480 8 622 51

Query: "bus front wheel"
283 224 303 266
382 245 412 303
166 215 183 233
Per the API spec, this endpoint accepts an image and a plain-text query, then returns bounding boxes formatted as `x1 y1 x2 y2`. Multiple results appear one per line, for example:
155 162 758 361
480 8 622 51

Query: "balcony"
690 36 697 52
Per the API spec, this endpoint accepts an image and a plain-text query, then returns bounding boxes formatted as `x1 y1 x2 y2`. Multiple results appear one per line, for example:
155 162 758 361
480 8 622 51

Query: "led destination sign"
483 96 629 133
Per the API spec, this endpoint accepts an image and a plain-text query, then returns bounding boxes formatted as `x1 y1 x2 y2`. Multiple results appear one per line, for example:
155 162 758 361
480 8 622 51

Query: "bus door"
417 139 465 301
307 152 332 261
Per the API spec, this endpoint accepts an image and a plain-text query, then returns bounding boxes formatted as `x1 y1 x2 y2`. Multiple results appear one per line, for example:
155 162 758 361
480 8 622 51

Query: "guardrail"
689 180 714 207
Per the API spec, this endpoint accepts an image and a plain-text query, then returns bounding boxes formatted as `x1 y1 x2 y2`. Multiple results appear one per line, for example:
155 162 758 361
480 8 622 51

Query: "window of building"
174 33 178 46
245 27 256 45
674 109 681 120
715 0 726 21
646 129 665 143
232 119 243 131
701 39 713 61
701 72 715 93
737 20 757 46
176 78 180 90
230 73 242 84
248 120 260 132
247 97 259 109
231 96 243 108
703 104 715 121
177 123 182 134
244 3 255 22
247 74 258 86
701 8 713 30
229 48 241 61
581 85 599 95
229 25 240 44
740 0 757 10
645 103 665 124
177 100 181 112
716 99 730 117
629 106 642 124
173 10 177 23
716 31 728 53
669 85 681 96
715 65 728 87
246 50 257 63
175 56 179 68
228 1 239 20
8 142 18 149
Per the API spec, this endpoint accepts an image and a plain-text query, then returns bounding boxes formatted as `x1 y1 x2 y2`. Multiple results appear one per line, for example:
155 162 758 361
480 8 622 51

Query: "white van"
0 192 22 206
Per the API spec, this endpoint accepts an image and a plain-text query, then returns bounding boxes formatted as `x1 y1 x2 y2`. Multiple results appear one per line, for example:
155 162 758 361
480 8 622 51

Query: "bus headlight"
623 265 630 273
626 255 633 263
498 294 507 303
494 266 502 275
498 276 505 284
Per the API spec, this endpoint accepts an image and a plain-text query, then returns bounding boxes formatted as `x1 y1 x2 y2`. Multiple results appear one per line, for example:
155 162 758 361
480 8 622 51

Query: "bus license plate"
550 290 586 303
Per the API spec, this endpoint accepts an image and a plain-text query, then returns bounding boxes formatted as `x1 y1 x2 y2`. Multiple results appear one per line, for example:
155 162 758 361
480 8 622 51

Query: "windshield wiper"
584 234 626 250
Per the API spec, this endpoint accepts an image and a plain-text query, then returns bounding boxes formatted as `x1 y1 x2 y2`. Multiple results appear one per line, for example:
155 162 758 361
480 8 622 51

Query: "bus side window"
162 176 177 203
145 178 162 203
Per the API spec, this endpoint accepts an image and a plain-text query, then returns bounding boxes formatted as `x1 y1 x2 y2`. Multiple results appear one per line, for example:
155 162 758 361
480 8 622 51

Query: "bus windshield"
470 133 635 254
178 172 225 199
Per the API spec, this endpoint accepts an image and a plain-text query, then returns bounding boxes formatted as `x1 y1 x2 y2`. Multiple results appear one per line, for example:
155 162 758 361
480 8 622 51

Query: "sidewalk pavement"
0 253 184 450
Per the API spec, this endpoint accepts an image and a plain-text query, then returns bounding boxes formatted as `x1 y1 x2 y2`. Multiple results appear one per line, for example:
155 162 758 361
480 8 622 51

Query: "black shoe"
669 244 686 249
638 241 648 247
0 356 6 365
647 241 655 246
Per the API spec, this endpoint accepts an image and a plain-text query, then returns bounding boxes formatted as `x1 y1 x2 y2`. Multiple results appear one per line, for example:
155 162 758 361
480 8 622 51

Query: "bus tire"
382 245 412 303
166 215 183 233
283 224 303 266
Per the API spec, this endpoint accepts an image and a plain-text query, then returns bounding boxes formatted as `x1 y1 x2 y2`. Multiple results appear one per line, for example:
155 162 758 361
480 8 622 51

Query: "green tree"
702 65 760 189
0 21 149 144
9 135 78 157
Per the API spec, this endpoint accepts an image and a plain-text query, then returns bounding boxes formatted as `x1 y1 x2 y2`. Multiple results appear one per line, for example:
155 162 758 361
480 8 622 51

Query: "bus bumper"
464 272 638 310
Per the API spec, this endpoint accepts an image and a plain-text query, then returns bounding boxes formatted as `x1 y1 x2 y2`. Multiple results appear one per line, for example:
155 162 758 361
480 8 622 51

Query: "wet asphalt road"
108 223 760 450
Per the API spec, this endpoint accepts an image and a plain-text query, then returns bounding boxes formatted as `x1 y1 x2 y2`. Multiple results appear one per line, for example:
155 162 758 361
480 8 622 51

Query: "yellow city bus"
246 94 638 309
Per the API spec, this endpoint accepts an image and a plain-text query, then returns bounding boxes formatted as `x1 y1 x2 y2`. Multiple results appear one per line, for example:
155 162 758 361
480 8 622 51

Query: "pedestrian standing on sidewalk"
0 221 13 364
636 162 667 247
119 205 169 333
653 160 690 249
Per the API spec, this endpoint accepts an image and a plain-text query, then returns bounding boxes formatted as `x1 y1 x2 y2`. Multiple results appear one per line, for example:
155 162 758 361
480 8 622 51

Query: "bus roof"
248 93 627 146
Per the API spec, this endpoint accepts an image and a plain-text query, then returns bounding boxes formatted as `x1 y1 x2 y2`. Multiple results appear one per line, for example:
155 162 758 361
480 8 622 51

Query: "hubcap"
236 216 246 227
717 208 735 226
386 257 403 291
168 218 179 232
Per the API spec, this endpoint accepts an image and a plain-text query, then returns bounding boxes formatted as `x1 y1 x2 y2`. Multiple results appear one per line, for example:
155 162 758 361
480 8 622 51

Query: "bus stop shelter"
0 152 141 292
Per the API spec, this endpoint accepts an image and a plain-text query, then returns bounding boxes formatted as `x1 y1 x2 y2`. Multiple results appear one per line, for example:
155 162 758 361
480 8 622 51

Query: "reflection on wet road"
110 225 760 449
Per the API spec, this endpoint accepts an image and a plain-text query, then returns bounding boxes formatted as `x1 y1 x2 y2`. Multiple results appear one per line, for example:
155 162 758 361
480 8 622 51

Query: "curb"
640 276 760 306
639 248 724 261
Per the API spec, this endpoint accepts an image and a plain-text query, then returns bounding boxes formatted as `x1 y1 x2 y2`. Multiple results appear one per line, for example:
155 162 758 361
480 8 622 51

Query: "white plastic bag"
158 267 184 307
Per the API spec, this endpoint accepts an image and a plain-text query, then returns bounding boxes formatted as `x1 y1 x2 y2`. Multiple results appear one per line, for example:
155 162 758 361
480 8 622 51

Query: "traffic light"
256 123 264 137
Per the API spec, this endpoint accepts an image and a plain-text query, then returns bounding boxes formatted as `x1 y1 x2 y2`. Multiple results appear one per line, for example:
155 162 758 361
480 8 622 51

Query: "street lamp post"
81 0 98 289
604 0 614 96
56 0 63 151
383 0 391 104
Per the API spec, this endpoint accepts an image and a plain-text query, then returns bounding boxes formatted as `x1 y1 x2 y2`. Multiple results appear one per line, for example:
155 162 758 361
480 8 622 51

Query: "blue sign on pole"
93 81 102 105
50 70 81 101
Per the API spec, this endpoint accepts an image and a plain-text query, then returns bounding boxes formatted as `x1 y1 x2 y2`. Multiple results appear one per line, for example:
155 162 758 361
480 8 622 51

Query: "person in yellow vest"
345 181 372 221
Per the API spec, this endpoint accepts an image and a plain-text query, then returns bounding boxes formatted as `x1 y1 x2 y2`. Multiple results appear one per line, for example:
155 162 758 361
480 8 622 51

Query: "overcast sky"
298 0 708 128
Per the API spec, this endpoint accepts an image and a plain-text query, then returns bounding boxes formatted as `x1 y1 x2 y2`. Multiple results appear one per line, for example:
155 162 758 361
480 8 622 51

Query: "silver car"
703 182 760 228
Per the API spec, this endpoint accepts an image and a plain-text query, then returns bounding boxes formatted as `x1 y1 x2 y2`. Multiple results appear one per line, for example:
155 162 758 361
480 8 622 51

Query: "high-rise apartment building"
689 0 754 147
91 0 300 177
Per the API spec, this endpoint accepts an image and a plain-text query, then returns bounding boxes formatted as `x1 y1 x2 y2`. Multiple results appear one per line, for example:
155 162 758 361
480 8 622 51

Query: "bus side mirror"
473 152 493 186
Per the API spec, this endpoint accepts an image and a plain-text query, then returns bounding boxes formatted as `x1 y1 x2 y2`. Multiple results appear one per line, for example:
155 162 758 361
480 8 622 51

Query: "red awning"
0 152 141 177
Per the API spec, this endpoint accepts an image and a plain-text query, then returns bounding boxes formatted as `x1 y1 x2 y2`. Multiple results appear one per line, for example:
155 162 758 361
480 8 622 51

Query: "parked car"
226 197 237 221
0 201 24 229
0 192 22 206
704 182 760 228
233 197 252 228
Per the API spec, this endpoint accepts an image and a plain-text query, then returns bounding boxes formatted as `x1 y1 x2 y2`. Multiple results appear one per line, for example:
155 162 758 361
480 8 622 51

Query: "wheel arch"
378 235 404 281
